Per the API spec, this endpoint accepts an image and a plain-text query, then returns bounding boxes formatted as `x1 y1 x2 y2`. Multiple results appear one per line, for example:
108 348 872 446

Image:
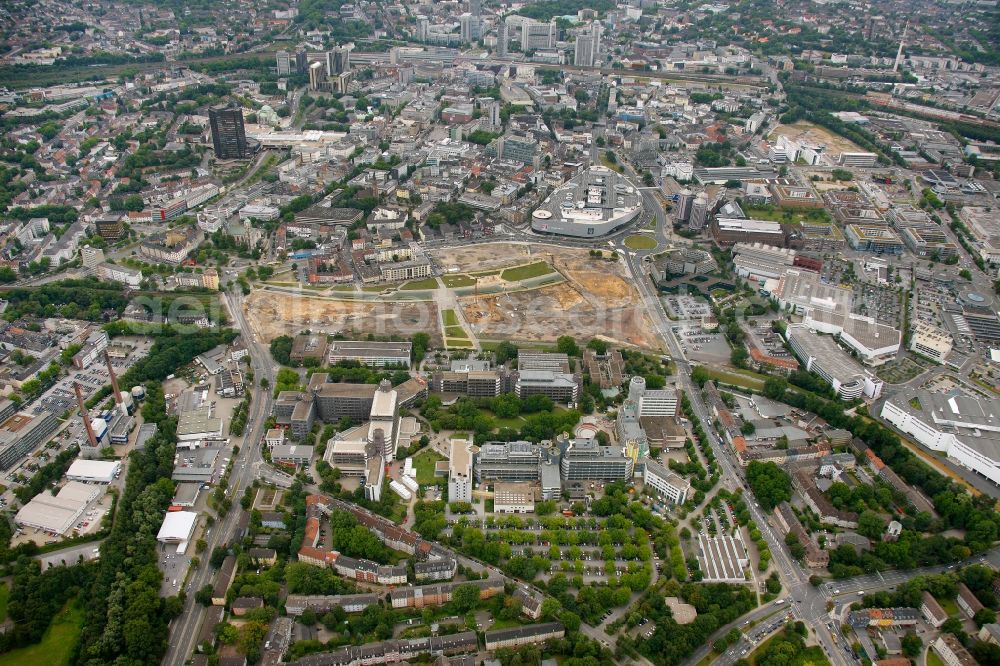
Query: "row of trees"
74 381 181 664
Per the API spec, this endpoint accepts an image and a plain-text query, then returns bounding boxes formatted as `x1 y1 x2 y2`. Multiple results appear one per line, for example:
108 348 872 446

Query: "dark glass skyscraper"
208 105 248 159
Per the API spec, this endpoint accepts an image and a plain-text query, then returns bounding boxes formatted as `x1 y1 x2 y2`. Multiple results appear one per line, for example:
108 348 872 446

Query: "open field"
706 367 767 390
245 290 443 347
442 309 460 327
500 261 556 282
743 205 832 225
400 277 439 290
431 243 536 273
0 601 83 666
413 450 445 485
450 243 660 350
624 234 658 250
250 242 660 351
442 274 478 288
769 121 865 156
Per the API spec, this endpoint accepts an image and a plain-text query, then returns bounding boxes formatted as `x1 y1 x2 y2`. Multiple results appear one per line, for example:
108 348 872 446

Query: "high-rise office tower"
574 33 595 67
468 0 482 40
479 98 501 126
208 105 248 159
497 18 508 57
295 50 308 73
326 45 351 75
416 16 429 42
675 188 694 222
276 50 291 76
460 14 479 44
689 192 709 230
308 61 326 91
575 21 602 67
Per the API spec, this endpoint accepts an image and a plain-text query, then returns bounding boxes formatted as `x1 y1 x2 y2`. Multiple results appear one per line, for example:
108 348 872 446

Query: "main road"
163 287 277 666
611 190 851 666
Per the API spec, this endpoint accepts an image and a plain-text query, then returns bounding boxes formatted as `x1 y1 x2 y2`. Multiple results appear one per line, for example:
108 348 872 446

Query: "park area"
0 601 83 666
412 449 446 486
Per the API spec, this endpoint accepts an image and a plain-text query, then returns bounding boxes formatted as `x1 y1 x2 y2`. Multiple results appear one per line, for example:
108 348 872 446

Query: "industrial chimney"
104 349 134 414
75 382 99 449
105 349 122 406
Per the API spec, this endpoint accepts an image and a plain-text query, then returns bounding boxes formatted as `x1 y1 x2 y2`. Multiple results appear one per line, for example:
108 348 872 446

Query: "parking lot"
663 295 713 319
875 357 930 384
851 283 901 327
673 325 732 365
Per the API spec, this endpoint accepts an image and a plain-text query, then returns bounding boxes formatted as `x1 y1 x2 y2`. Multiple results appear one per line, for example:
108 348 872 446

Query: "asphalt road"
604 188 852 666
163 288 277 666
36 538 106 571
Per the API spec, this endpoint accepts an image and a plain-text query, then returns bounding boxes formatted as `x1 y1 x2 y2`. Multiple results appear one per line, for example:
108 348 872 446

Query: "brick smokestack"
75 382 99 448
104 349 122 406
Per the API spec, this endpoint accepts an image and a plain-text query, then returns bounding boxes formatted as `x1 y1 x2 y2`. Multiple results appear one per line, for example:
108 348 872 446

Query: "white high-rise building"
80 245 105 269
448 439 473 503
643 459 691 505
308 61 326 91
506 16 557 50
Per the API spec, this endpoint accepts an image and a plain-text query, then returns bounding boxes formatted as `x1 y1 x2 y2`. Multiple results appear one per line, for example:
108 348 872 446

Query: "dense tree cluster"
764 382 1000 565
634 581 756 666
285 562 359 596
1 280 130 322
327 510 393 562
412 501 448 541
0 560 92 653
107 324 237 388
74 381 182 664
516 0 615 21
746 461 792 511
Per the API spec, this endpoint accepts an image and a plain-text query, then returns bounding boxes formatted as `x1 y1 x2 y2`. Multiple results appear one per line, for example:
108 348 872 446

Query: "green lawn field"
0 601 83 666
500 261 555 282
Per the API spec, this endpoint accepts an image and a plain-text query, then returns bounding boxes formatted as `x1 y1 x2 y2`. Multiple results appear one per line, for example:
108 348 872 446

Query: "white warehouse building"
66 459 121 484
881 391 1000 486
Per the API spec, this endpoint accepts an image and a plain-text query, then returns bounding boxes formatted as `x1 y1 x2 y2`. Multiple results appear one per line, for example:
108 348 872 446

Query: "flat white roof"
157 511 198 542
370 387 398 419
15 481 100 534
66 459 120 483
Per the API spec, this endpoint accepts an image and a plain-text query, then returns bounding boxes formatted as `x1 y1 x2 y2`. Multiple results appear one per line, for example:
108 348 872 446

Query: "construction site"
244 242 660 351
768 121 867 159
443 243 660 350
244 291 444 347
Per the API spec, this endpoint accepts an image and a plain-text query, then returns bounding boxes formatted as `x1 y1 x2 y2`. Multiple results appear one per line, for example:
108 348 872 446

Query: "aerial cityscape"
0 0 999 665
